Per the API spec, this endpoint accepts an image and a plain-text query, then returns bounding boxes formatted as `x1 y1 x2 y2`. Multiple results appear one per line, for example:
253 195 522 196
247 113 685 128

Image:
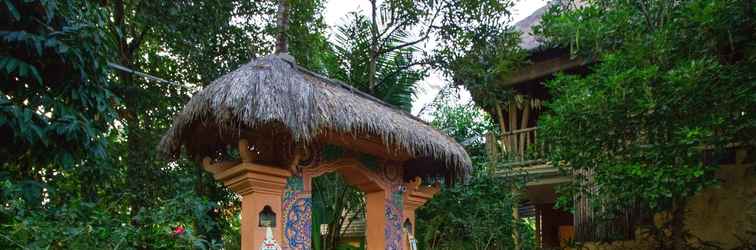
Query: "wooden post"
495 103 509 154
508 103 518 159
274 0 290 54
520 102 530 160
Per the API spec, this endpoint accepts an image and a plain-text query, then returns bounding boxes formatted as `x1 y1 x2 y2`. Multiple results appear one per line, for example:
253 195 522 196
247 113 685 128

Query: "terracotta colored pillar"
203 159 291 250
365 190 387 250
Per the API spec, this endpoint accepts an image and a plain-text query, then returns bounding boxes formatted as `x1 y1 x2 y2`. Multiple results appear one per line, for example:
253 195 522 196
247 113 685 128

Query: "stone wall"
583 151 756 249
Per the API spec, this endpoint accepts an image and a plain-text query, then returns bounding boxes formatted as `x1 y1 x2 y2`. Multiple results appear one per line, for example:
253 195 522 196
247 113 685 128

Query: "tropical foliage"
1 0 116 176
1 0 300 248
534 0 756 248
415 92 536 250
328 11 425 111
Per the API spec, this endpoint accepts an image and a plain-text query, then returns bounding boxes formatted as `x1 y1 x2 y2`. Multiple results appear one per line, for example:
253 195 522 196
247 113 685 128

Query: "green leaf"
57 44 69 54
18 63 27 77
29 66 42 83
60 153 74 169
4 0 20 21
5 57 17 73
34 39 43 56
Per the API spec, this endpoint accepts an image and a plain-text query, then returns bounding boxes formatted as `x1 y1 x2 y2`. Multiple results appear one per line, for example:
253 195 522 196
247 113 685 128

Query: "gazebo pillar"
402 177 440 249
202 157 291 250
365 190 388 250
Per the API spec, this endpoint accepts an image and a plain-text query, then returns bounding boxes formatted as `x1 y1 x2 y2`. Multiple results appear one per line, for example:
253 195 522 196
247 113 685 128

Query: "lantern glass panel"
402 219 413 232
259 205 276 227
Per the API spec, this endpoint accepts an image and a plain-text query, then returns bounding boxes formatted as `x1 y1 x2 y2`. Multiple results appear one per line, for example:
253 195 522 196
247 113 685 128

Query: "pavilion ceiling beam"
321 133 412 161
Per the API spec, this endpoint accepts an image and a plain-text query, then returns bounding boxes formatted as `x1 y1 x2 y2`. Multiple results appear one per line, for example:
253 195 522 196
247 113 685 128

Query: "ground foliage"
534 0 756 248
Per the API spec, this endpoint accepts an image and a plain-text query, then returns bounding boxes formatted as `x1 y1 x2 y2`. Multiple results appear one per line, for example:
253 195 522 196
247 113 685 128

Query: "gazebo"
158 3 470 250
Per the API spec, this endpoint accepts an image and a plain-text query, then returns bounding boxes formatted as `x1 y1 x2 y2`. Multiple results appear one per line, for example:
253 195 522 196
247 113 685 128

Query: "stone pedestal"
204 159 291 250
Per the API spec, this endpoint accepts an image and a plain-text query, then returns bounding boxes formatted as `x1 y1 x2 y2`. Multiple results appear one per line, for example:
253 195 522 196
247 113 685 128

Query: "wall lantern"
259 205 276 228
403 219 418 250
402 219 413 233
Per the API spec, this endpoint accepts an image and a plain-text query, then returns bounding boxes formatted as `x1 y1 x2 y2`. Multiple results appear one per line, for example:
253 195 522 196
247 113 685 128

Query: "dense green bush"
416 174 536 250
417 93 536 250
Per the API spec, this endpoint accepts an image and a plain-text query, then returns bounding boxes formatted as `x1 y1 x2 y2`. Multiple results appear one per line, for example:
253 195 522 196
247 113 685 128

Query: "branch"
108 0 126 57
376 59 432 87
634 0 656 31
414 82 453 117
378 14 413 39
127 27 149 57
379 36 427 54
378 6 441 55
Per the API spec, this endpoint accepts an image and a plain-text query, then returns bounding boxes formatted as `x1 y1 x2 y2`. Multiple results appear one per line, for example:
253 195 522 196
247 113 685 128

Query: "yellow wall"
583 150 755 249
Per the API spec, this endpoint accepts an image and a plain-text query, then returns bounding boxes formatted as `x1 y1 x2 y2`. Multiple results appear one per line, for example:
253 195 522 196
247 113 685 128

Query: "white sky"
323 0 548 118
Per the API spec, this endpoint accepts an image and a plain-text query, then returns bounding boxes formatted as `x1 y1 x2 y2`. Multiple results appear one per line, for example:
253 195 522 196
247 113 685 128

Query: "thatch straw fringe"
158 54 470 178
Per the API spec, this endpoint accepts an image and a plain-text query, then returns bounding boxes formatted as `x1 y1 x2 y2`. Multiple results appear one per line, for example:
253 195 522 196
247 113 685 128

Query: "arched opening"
311 172 366 249
306 160 390 250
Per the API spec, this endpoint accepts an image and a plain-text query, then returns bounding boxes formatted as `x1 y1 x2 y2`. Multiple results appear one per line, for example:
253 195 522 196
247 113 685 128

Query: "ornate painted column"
385 187 405 250
401 177 440 249
281 174 311 250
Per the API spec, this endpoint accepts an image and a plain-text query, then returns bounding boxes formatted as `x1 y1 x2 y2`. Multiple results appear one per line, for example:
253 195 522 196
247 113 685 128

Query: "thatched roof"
158 54 471 180
514 4 548 51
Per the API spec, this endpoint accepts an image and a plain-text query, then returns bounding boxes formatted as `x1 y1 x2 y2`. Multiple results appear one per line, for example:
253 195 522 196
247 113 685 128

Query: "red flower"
173 225 186 236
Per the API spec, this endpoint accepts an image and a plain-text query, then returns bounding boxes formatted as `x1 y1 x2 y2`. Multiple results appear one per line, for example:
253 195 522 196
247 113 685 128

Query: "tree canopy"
535 0 756 248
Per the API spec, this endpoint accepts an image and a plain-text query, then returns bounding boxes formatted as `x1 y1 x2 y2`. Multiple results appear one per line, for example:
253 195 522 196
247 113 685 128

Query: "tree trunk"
275 0 289 54
668 198 687 250
368 0 379 94
111 2 148 246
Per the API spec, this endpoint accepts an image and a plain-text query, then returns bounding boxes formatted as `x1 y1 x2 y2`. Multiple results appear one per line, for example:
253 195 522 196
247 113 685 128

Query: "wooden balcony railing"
487 126 549 168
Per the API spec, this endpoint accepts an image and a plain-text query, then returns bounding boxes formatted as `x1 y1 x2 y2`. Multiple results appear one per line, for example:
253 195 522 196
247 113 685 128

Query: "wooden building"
479 4 756 250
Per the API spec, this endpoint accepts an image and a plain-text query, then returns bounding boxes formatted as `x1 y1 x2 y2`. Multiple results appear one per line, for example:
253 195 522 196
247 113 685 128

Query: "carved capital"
208 162 291 196
404 177 440 211
201 157 239 175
